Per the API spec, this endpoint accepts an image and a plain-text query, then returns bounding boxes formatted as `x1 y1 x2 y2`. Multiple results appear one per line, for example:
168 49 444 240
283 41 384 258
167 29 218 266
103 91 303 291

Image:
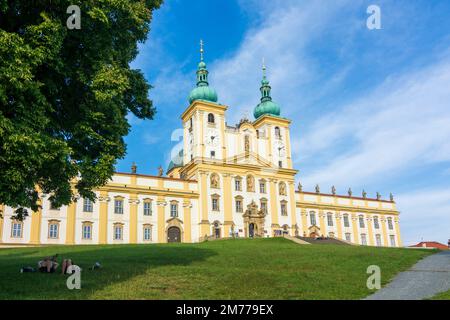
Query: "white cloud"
210 0 355 124
396 188 450 245
299 57 450 189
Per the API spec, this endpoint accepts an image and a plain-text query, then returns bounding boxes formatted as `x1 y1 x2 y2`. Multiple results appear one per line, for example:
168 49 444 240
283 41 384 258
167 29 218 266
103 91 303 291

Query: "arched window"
275 126 281 139
207 113 215 124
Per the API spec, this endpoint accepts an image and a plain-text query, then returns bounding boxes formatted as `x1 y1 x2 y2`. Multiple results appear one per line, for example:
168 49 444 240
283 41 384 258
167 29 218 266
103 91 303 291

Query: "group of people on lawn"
38 254 75 274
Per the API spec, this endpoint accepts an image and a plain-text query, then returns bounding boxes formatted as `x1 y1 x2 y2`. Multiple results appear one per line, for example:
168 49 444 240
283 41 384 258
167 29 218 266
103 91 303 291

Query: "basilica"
0 45 402 247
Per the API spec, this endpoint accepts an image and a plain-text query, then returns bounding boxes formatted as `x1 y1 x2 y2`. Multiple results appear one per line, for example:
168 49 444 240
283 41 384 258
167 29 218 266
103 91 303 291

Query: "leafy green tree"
0 0 162 219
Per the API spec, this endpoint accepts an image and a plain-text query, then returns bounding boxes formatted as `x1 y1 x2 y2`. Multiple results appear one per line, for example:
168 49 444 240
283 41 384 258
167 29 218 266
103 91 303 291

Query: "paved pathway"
365 250 450 300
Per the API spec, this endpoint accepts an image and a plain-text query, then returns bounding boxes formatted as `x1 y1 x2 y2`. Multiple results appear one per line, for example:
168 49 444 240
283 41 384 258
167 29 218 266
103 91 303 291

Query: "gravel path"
365 250 450 300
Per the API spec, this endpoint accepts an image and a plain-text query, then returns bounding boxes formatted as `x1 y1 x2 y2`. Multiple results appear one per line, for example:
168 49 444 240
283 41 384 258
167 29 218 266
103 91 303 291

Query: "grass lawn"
431 290 450 300
0 238 432 300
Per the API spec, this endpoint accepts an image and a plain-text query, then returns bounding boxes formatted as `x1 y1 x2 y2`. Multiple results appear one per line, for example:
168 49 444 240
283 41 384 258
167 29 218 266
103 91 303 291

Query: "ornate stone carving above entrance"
242 200 266 238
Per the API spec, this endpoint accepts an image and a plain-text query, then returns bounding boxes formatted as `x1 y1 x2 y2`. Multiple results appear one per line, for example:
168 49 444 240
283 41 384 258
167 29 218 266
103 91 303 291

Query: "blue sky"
119 0 450 245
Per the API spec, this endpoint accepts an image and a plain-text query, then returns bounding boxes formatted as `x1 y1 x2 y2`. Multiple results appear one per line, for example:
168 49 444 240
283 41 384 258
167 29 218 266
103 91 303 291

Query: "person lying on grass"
37 254 59 273
61 259 73 275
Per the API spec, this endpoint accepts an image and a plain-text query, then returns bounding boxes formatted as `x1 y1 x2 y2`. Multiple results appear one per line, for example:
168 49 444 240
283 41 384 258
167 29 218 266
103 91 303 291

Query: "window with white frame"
343 214 350 227
359 215 365 228
235 199 242 213
280 201 287 216
327 213 334 227
360 233 367 245
387 218 394 230
114 224 123 240
345 233 351 242
11 222 23 238
260 200 267 214
310 212 316 226
83 198 93 212
143 225 152 241
390 235 396 247
114 199 124 214
170 202 178 217
212 197 219 211
376 234 382 246
143 200 152 216
48 222 59 239
373 216 380 229
82 223 92 240
259 181 266 194
235 179 242 191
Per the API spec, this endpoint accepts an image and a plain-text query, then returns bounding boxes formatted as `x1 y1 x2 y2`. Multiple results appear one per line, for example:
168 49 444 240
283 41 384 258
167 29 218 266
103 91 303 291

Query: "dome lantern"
253 59 280 119
188 40 218 104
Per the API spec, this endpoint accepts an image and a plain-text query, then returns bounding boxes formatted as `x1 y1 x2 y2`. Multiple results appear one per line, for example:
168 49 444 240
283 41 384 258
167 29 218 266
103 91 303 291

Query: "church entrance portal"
167 226 181 243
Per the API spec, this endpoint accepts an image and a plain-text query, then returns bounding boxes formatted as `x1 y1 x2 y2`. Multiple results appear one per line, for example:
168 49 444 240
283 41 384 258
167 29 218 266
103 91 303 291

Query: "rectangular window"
83 198 93 212
235 200 242 213
343 215 350 228
82 225 92 240
310 213 316 226
49 224 58 239
390 235 396 247
373 217 379 229
144 227 151 241
11 223 22 238
212 198 219 211
259 183 266 194
281 203 287 216
388 218 394 230
143 201 152 216
114 226 123 240
260 202 267 214
361 234 367 245
345 233 351 242
114 199 123 214
359 216 365 228
278 161 282 168
235 180 241 191
170 203 178 217
376 234 382 246
210 151 215 158
327 214 333 227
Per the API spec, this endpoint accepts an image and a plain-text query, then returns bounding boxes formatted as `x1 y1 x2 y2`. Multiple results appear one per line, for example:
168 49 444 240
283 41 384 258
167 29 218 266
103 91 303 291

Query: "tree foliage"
0 0 162 219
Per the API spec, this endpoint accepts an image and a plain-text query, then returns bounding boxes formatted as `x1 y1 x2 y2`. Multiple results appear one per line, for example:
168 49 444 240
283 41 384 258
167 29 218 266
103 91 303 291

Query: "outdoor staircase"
295 236 351 245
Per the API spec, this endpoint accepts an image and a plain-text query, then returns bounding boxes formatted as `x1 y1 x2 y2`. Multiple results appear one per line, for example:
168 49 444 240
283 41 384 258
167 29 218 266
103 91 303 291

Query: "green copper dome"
254 100 280 119
254 63 280 119
189 86 218 104
188 40 218 104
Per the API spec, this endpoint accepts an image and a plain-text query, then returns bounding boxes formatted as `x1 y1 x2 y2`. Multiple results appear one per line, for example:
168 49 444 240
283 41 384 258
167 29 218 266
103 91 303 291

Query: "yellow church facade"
0 47 402 247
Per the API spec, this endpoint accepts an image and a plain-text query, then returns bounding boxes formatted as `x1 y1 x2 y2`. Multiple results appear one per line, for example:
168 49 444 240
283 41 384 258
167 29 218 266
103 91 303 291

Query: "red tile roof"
409 241 449 250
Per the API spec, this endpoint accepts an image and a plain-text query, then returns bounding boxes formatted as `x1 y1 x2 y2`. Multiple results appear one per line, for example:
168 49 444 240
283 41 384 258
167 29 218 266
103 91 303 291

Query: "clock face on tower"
275 139 286 157
205 129 219 147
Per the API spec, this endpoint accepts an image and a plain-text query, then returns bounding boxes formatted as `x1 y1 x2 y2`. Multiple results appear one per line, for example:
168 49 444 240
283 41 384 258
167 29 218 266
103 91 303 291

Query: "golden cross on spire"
200 39 204 61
